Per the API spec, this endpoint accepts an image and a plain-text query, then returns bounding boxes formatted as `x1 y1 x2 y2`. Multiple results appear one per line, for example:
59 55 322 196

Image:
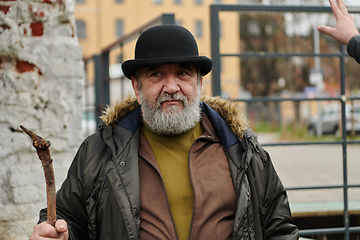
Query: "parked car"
307 104 360 137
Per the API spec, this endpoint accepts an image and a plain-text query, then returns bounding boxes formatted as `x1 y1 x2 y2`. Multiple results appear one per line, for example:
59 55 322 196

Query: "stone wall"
0 0 84 239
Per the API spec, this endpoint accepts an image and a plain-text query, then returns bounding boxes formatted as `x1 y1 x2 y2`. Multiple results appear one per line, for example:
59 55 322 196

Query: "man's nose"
162 75 180 94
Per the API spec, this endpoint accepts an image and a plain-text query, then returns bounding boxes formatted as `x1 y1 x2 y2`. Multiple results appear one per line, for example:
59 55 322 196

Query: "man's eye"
179 71 189 76
150 72 160 77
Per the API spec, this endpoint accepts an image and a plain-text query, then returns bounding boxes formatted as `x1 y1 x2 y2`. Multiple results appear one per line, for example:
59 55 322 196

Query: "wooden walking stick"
20 125 56 227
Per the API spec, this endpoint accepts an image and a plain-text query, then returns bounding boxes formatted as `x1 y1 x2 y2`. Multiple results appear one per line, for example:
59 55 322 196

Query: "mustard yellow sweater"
142 123 203 240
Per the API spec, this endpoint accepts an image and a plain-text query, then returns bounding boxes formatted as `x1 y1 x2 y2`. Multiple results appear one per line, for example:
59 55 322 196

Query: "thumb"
317 25 334 36
55 219 68 233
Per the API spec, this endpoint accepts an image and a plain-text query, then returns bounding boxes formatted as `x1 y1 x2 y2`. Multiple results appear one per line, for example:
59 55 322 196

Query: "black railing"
210 4 360 240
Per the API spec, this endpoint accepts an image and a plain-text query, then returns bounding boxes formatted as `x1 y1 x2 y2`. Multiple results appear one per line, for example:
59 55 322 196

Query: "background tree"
239 11 360 97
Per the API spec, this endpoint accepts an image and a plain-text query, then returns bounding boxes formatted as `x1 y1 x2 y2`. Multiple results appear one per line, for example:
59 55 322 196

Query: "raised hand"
317 0 359 45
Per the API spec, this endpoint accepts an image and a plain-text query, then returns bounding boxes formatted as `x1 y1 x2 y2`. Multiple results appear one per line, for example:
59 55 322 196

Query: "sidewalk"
256 133 360 217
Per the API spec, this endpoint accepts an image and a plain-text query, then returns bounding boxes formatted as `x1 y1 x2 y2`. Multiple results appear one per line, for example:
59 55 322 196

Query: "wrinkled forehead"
141 63 198 74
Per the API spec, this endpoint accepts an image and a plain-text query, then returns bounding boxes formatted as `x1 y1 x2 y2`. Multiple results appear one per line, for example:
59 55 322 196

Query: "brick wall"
0 0 84 239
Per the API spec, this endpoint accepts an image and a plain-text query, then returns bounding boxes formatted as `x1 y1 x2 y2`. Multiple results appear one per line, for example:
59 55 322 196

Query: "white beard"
140 90 201 135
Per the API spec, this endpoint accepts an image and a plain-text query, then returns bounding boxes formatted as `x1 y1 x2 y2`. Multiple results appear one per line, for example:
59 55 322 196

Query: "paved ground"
256 133 360 216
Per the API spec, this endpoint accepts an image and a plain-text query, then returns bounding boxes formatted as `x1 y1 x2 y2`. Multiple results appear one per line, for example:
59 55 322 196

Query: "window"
195 20 202 38
75 20 86 39
175 0 182 4
116 19 123 38
75 0 85 3
194 0 202 5
152 0 162 4
115 0 123 3
214 0 221 2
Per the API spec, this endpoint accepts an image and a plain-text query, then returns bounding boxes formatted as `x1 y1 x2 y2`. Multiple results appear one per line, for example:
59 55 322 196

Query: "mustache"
156 93 187 105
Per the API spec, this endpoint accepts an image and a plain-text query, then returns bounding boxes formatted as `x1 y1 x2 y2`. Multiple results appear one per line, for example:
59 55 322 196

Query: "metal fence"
210 4 360 240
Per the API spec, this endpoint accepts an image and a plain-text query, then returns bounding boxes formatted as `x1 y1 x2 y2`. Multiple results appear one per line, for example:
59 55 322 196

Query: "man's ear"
131 77 141 104
197 76 203 92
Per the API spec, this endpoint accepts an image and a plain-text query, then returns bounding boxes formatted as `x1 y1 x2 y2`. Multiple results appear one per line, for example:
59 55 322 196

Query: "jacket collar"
201 102 239 151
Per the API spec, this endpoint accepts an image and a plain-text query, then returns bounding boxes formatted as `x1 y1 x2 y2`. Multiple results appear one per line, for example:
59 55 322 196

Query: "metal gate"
210 4 360 240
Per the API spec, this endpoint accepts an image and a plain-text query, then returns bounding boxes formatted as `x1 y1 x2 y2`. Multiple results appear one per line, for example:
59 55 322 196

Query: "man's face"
131 63 203 135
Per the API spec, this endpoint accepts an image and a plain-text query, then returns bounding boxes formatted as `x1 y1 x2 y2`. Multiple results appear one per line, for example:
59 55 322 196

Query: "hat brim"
122 56 213 79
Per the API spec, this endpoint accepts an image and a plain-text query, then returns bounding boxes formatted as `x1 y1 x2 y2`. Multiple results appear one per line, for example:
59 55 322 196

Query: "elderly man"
30 24 299 240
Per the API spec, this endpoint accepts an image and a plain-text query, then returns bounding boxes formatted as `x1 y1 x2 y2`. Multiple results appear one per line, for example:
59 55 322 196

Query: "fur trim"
201 96 249 138
101 95 249 137
100 95 139 126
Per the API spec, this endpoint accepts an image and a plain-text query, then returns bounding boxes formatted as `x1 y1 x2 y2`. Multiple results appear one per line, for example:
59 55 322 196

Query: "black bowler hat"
121 24 213 79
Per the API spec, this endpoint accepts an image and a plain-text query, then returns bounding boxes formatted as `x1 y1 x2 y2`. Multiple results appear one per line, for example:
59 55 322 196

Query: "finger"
350 14 354 21
55 219 68 233
36 222 60 238
329 0 343 20
55 220 69 240
337 0 349 15
317 25 335 36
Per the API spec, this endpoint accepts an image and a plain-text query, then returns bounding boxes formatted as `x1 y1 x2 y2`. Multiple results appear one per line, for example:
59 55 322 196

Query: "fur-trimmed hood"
101 95 249 138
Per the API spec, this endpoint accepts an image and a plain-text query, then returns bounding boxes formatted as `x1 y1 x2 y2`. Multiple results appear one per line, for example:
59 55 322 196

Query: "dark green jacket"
39 97 299 240
348 34 360 64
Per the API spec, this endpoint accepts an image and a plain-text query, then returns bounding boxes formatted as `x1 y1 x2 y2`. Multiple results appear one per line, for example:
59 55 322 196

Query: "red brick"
42 0 64 3
71 25 75 38
0 24 10 30
15 61 43 75
16 60 36 73
0 5 11 14
30 21 43 36
35 11 45 17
